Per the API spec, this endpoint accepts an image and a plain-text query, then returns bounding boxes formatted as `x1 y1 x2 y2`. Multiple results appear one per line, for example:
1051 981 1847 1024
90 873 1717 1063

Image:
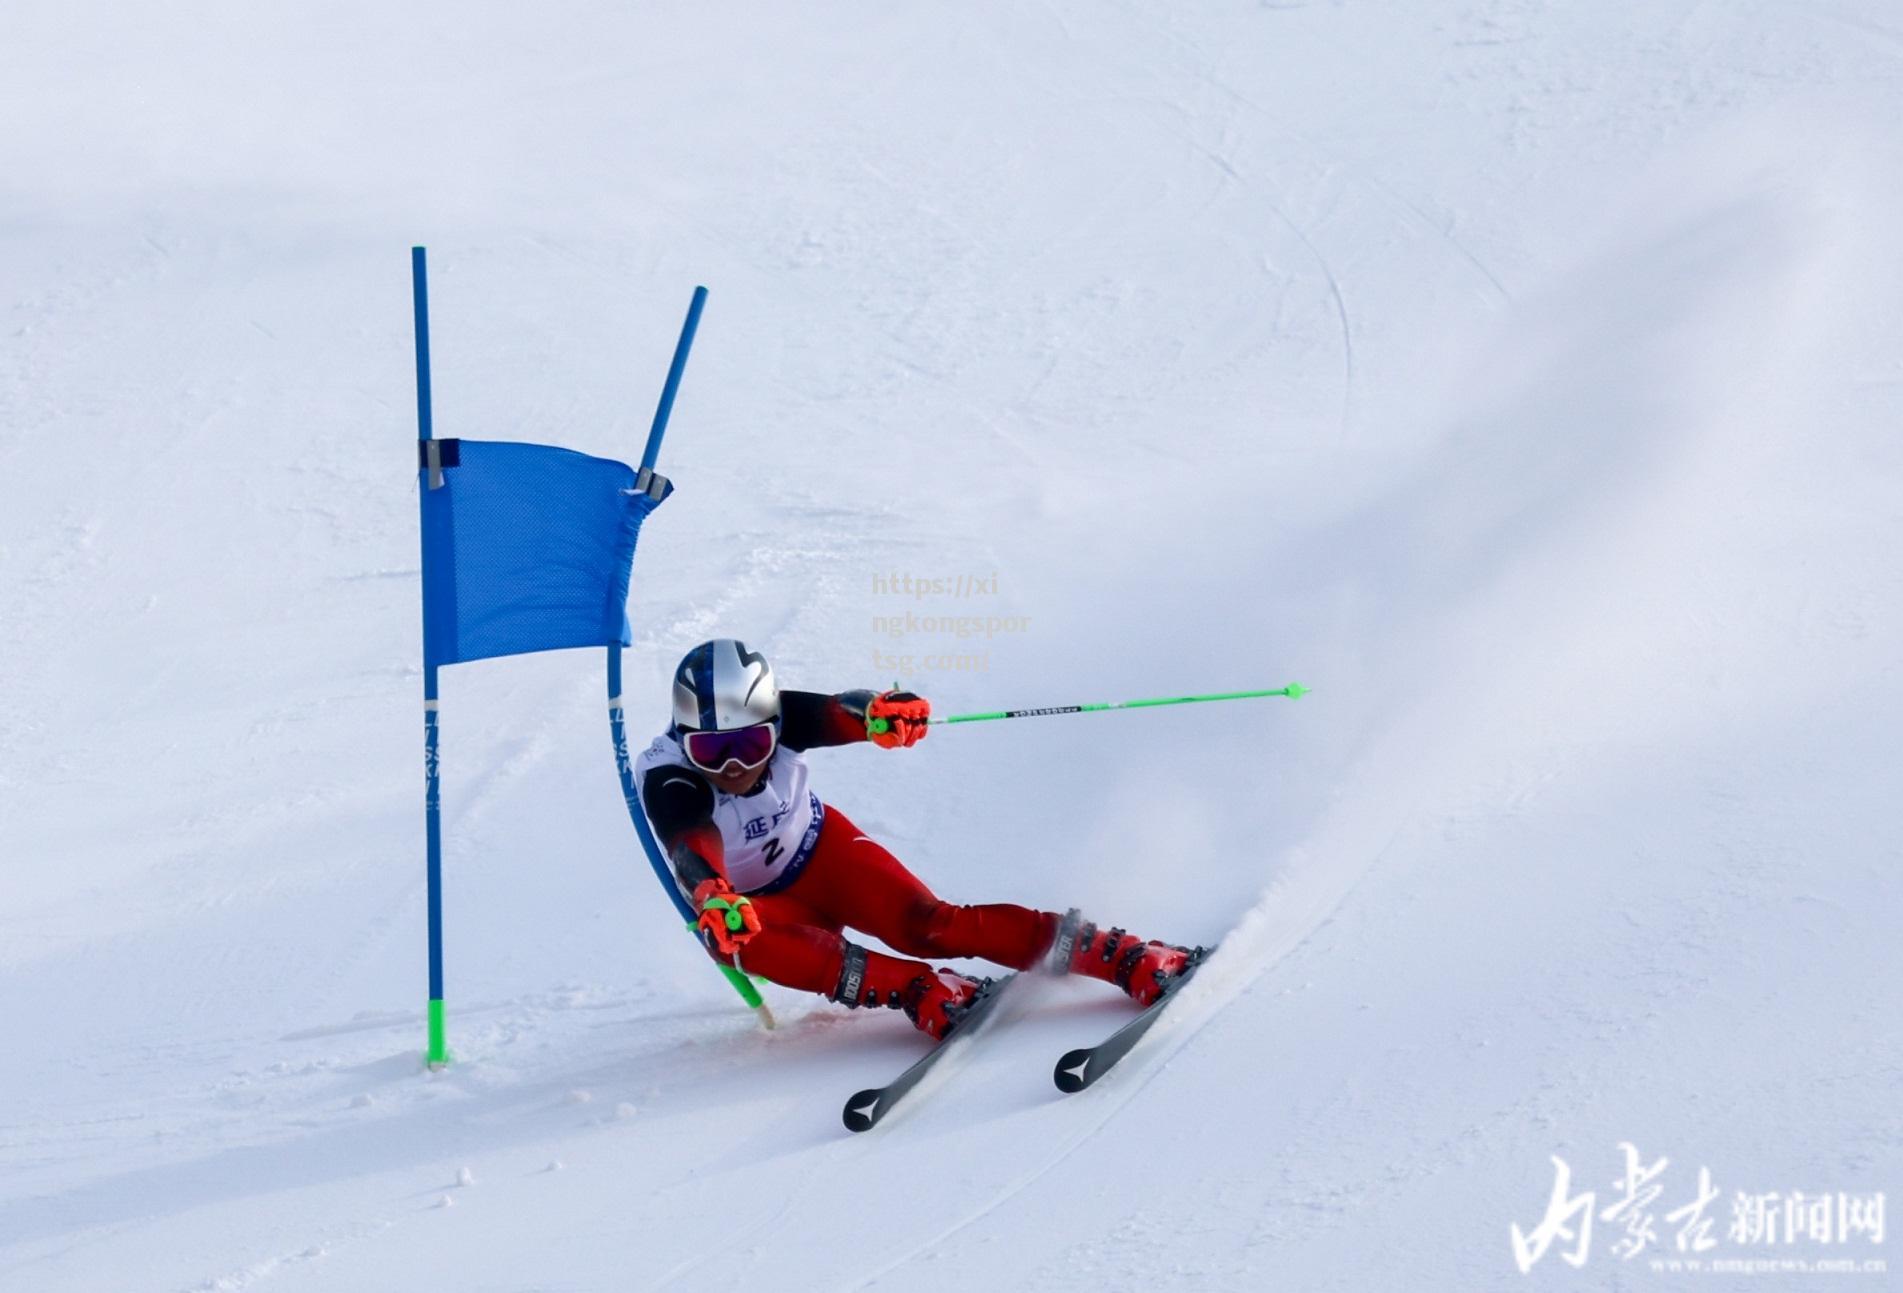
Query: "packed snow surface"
3 2 1899 1289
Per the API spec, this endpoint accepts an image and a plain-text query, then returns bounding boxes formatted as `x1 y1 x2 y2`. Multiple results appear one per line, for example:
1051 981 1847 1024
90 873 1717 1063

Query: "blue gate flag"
419 438 670 668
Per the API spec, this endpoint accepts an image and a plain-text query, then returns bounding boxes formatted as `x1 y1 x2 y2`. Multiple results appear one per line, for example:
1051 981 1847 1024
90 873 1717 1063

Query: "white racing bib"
634 731 825 896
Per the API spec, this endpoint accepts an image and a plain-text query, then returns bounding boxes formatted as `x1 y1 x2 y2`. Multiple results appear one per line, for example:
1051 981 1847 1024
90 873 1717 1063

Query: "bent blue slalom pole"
605 287 772 1026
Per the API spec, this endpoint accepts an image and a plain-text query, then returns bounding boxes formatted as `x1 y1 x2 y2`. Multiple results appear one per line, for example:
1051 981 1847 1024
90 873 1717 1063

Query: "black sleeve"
639 763 725 892
780 689 877 751
639 763 715 843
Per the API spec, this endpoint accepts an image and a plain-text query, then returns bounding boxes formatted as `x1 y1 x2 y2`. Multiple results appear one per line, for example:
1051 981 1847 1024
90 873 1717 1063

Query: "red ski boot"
900 967 985 1040
831 943 985 1040
1052 910 1192 1006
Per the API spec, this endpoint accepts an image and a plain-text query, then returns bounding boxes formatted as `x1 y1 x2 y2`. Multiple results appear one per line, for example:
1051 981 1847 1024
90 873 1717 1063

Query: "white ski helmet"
672 639 781 732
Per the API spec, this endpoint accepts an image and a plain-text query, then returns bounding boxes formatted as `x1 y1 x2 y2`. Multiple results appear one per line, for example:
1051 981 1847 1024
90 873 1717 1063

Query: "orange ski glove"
866 690 930 748
691 878 762 956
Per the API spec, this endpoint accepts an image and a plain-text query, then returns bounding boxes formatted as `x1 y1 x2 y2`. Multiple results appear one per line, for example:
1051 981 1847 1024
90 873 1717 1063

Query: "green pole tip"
1287 683 1308 699
426 998 449 1068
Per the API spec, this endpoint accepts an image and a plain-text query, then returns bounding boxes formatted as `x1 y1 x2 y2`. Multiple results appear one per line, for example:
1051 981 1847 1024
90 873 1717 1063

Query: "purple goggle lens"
683 722 777 773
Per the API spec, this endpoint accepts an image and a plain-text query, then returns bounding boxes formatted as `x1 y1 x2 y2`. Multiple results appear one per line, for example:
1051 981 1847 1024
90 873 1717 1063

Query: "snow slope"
3 2 1899 1289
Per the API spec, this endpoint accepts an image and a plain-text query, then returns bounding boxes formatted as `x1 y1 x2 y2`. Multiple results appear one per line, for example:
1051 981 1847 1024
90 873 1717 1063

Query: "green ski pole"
866 683 1308 737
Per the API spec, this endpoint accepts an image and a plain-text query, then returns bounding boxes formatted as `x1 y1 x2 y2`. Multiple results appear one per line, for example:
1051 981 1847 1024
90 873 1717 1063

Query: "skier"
636 638 1194 1039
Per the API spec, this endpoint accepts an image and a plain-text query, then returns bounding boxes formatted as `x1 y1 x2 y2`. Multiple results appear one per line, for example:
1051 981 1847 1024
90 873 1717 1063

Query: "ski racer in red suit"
635 638 1193 1039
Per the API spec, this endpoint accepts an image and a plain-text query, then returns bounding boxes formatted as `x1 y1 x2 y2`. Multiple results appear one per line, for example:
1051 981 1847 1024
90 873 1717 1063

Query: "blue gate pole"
606 286 768 1022
642 286 705 471
608 645 690 926
412 246 450 1069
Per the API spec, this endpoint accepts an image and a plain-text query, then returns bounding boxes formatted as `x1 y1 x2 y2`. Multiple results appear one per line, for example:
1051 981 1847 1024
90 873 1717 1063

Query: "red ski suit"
728 801 1058 996
639 689 1060 1003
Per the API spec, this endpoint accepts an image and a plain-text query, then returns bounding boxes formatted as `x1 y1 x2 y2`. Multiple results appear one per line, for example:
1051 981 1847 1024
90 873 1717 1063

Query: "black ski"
1053 948 1211 1093
842 974 1015 1132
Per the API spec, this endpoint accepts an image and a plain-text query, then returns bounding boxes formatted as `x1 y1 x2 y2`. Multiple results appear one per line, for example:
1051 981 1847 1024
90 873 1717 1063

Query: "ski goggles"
682 721 779 774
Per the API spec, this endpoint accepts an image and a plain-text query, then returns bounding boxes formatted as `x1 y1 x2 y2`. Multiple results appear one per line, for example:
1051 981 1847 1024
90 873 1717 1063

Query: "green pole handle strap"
866 682 1308 735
